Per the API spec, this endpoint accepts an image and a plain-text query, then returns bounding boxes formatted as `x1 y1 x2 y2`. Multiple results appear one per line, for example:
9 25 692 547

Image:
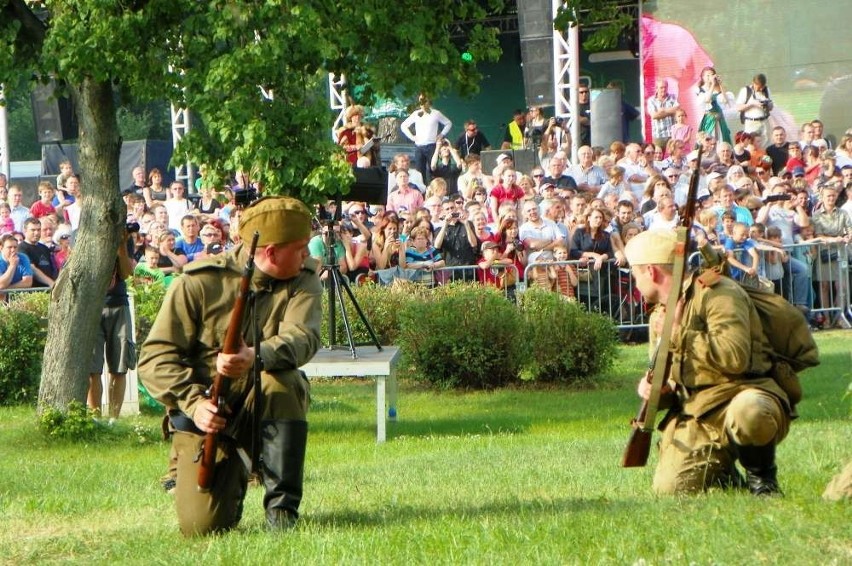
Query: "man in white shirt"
735 73 774 142
400 94 452 185
519 199 564 264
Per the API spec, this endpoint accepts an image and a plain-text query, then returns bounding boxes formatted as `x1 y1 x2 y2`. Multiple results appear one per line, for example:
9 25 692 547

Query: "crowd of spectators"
0 161 246 299
3 77 852 332
326 83 852 329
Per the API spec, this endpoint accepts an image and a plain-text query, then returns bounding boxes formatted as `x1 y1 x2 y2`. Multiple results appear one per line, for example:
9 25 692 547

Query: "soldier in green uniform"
624 230 793 495
139 196 322 535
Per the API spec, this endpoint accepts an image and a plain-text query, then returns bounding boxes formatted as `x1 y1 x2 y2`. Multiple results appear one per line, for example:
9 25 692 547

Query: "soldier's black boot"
737 443 782 496
260 420 308 530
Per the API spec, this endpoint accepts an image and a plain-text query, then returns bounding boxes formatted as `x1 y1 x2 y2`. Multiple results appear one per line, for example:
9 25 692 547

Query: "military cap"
624 229 677 266
239 196 312 246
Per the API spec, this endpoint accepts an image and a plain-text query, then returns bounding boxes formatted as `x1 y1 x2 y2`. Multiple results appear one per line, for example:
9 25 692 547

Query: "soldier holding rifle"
624 230 793 495
139 197 322 535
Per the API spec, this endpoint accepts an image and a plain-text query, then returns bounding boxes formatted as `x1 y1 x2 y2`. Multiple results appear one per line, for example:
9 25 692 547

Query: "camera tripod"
321 220 382 358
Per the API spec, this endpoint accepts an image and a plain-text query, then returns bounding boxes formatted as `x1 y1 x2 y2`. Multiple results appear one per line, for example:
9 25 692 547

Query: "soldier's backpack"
697 246 819 373
696 257 819 407
744 284 819 373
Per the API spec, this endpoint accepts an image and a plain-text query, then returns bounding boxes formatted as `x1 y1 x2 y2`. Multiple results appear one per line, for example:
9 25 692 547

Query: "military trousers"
172 369 310 536
653 388 790 495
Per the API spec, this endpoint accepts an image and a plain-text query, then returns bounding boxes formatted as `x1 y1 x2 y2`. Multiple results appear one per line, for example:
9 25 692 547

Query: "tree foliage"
555 0 637 53
0 0 504 412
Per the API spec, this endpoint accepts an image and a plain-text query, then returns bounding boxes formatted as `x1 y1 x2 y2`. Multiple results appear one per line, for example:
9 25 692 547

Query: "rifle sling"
641 228 689 432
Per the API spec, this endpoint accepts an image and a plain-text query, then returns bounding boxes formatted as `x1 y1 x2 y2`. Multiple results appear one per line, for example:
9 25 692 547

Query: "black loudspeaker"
518 0 554 108
520 38 554 108
348 167 388 205
480 149 512 172
590 88 623 147
512 149 537 176
31 81 78 144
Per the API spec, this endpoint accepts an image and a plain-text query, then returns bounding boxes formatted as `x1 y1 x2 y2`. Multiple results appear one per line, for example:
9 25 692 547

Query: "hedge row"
0 282 619 405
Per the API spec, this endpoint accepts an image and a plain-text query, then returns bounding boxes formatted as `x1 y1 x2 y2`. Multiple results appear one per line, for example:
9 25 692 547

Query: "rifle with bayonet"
197 232 260 491
621 148 703 468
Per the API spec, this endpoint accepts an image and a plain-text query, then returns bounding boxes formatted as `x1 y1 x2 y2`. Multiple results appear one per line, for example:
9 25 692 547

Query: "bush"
128 279 168 414
397 283 524 389
321 279 429 346
128 278 168 350
0 293 50 405
38 401 101 439
518 288 618 384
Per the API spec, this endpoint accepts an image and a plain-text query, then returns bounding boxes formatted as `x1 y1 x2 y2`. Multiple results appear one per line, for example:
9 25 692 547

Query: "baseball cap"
687 150 700 162
481 241 499 252
495 153 511 165
791 166 805 177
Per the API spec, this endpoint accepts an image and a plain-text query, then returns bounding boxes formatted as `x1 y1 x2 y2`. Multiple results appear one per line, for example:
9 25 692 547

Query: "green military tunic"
140 243 322 423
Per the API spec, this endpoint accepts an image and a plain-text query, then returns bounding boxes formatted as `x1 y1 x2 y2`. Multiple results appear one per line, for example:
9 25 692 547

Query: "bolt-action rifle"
197 232 260 491
621 148 703 468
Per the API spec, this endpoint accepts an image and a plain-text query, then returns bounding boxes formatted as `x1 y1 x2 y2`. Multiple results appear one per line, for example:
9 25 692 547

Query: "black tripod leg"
330 269 358 358
338 272 382 351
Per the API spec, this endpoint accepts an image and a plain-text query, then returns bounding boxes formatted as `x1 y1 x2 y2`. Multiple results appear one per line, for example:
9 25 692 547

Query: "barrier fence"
6 240 849 334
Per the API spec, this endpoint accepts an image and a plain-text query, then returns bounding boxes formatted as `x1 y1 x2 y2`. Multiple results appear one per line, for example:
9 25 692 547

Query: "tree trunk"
37 77 124 413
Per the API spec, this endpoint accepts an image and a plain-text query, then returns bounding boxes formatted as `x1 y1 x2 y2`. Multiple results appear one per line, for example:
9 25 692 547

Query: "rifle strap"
250 290 262 474
642 232 689 432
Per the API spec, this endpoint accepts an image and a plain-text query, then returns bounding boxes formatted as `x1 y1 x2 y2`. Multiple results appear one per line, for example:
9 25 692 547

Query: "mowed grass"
0 334 849 565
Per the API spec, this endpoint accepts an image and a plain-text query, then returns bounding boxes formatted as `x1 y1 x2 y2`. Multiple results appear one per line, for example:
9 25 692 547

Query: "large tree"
0 0 502 412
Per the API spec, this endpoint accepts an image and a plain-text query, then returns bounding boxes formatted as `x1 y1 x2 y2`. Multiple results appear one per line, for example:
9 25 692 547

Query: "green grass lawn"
1 333 850 564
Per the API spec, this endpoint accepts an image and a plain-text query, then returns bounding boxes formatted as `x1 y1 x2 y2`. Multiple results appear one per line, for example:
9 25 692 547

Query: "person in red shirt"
488 168 525 222
29 182 57 219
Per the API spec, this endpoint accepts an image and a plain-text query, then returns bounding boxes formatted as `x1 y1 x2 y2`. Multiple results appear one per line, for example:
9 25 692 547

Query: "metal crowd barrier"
524 259 651 334
756 240 850 326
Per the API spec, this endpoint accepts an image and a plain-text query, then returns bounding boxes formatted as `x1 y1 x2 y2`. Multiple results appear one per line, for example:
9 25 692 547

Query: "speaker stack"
517 0 554 109
31 80 78 144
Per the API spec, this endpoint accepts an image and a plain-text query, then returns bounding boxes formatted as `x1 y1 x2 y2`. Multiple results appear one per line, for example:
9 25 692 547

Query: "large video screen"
641 0 852 145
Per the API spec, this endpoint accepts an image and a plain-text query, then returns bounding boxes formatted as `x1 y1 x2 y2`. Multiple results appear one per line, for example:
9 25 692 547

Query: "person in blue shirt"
0 234 34 292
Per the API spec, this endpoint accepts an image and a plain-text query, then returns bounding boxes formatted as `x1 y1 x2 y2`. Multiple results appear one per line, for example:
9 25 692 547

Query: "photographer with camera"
755 180 812 314
430 138 463 192
434 198 478 282
736 73 774 142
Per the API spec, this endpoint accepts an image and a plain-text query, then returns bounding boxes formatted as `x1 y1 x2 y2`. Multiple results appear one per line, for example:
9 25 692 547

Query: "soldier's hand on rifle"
216 341 256 378
193 398 229 434
637 369 674 402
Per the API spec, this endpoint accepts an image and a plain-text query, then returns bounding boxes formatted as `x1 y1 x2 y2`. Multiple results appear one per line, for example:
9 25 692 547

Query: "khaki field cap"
624 229 677 266
239 196 312 246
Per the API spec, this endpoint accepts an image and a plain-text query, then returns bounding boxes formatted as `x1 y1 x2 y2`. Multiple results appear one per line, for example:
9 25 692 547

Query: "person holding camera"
434 199 478 282
755 181 812 315
430 139 463 192
696 66 731 145
736 73 774 143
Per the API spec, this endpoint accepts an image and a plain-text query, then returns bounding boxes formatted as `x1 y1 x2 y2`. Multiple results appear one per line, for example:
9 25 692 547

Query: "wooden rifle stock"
621 400 651 468
620 149 703 468
197 232 260 492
